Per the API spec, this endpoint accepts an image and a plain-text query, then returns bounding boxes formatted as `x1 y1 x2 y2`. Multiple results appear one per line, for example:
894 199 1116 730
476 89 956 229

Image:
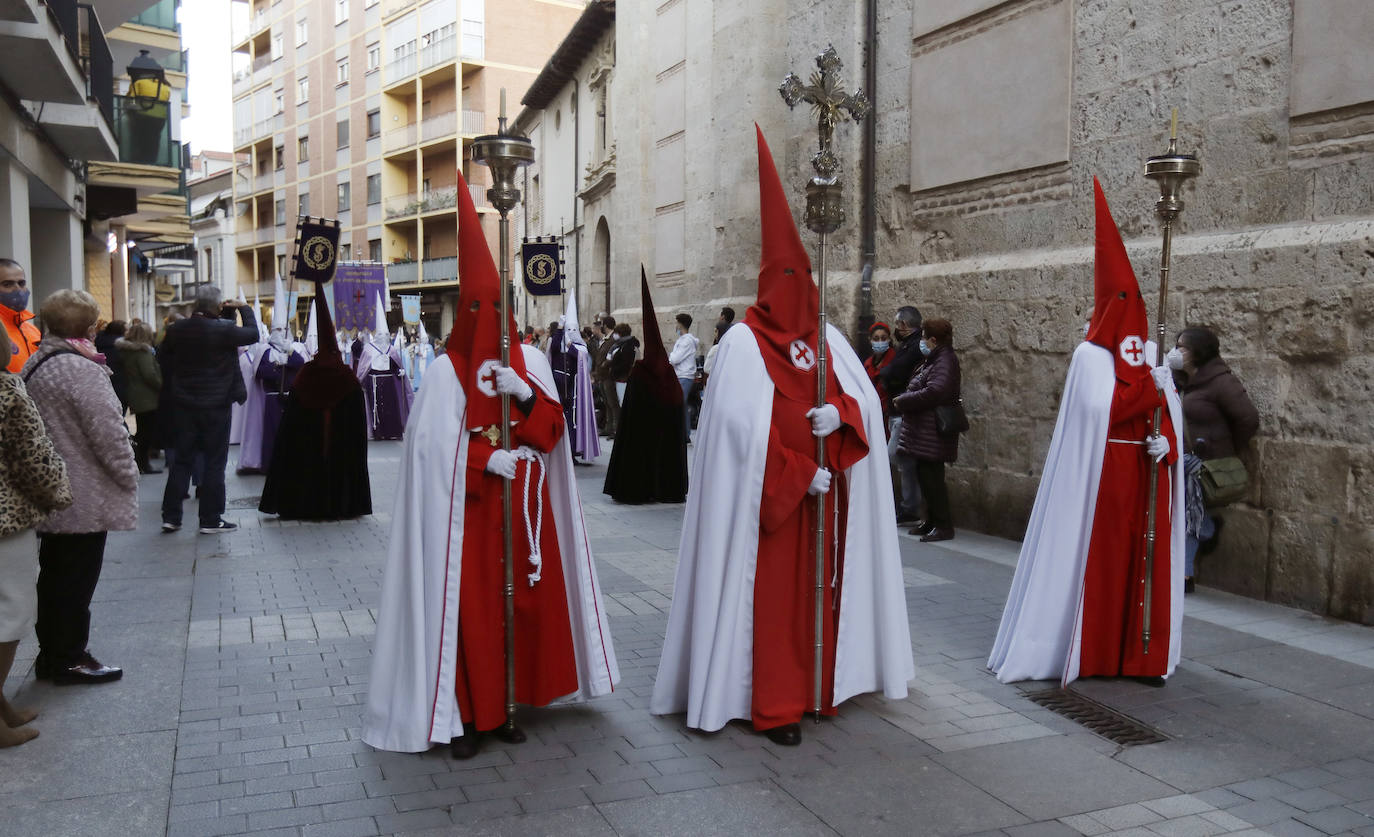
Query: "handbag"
934 397 969 436
1200 456 1248 507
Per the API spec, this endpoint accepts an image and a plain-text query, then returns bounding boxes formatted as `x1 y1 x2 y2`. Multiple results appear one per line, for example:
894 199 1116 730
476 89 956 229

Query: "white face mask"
871 340 890 353
1166 346 1185 370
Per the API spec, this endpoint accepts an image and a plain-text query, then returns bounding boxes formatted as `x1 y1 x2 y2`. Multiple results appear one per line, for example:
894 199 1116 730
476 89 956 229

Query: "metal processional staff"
780 46 870 722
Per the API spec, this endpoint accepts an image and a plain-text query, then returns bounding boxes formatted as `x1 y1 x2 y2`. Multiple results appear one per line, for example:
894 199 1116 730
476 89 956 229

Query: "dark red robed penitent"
445 169 576 730
744 127 868 729
1079 177 1177 678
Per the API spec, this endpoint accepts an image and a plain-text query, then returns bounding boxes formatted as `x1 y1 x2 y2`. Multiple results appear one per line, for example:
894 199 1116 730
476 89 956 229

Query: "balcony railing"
234 124 253 148
388 260 417 284
420 110 456 143
249 7 270 35
114 94 180 168
382 0 416 17
232 66 252 96
385 53 416 84
252 114 282 141
78 5 114 131
461 110 485 135
461 22 484 61
422 256 457 283
128 0 178 31
384 193 418 219
468 183 485 205
418 34 456 72
253 172 273 193
383 122 415 153
419 186 457 213
252 53 271 73
256 226 274 243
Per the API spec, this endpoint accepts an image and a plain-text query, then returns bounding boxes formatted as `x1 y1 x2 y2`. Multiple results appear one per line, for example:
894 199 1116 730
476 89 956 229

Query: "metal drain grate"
226 496 262 510
1025 687 1168 746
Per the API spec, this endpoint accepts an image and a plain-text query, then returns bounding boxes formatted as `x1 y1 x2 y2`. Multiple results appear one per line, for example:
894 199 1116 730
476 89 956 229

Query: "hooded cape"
602 272 688 503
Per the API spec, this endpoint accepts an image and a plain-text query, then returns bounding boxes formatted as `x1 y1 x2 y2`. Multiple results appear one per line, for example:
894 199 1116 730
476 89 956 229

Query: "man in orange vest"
1 259 40 374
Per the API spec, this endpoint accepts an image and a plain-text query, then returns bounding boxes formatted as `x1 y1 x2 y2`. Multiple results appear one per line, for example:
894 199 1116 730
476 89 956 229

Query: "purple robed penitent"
355 342 413 440
239 347 304 472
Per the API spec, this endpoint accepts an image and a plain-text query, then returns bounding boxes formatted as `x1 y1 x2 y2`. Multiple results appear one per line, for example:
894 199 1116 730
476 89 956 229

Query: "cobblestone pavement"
1 443 1373 836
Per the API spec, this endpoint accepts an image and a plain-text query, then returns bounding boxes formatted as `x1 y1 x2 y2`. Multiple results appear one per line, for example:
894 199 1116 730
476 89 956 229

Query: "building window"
295 19 307 46
274 144 284 170
369 238 382 261
274 199 285 225
273 89 284 114
297 77 308 102
298 193 309 215
366 109 380 138
340 243 352 260
337 182 350 212
336 58 349 86
271 33 283 60
366 173 380 205
334 0 348 24
366 42 380 72
297 135 308 161
337 118 349 149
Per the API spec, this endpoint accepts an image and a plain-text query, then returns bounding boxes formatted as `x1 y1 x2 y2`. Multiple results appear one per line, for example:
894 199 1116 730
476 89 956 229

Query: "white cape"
650 323 913 731
987 341 1185 685
363 345 619 752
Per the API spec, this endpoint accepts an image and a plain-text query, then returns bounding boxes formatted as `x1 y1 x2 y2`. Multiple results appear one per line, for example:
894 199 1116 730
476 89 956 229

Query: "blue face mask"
0 288 29 312
870 340 890 353
919 340 933 357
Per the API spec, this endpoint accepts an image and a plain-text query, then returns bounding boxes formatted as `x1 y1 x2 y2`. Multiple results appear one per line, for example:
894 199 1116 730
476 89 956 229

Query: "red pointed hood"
631 267 683 406
1086 177 1152 381
447 169 527 430
744 125 825 401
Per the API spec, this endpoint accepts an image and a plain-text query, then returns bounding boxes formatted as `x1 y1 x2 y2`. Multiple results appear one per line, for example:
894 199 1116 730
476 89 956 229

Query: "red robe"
752 383 868 729
1079 375 1178 677
455 385 579 731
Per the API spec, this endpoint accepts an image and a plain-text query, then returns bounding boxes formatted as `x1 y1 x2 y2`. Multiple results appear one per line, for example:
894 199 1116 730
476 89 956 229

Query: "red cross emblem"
1119 335 1146 367
789 338 816 371
476 359 500 396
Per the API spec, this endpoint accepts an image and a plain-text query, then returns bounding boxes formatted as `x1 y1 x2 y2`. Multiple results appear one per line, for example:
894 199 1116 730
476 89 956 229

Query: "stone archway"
592 215 611 315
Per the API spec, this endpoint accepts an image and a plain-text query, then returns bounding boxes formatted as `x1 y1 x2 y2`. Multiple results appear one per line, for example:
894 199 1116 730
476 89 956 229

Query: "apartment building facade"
230 0 580 335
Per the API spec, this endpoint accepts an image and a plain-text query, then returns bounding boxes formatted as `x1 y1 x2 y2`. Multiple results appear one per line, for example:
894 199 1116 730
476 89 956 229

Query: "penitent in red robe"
1079 375 1178 678
752 381 868 730
455 383 579 731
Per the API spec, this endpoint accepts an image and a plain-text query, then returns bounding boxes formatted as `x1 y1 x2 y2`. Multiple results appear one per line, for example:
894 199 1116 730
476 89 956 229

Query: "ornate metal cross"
779 45 870 181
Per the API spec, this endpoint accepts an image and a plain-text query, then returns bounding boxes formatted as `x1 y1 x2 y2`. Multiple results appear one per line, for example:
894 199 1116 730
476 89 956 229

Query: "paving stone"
1228 797 1306 826
1282 788 1357 812
1295 807 1374 834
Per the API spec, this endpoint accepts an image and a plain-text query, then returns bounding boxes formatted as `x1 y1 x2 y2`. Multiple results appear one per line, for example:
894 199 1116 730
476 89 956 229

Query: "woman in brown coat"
1167 326 1259 587
893 318 961 543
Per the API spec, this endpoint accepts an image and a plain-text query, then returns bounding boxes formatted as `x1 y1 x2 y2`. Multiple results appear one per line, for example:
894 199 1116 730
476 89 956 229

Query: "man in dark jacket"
878 305 924 523
159 285 259 534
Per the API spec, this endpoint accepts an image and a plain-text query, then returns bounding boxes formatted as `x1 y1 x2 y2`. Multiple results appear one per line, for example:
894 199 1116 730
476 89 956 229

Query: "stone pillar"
111 224 130 322
28 208 83 306
0 159 32 285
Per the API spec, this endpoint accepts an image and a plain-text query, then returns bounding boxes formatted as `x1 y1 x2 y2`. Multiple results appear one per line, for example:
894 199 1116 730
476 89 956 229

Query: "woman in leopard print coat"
0 369 72 747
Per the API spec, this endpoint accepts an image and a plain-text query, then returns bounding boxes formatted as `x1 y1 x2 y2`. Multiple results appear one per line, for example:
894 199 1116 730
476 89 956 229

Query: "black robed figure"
259 221 372 520
602 270 688 504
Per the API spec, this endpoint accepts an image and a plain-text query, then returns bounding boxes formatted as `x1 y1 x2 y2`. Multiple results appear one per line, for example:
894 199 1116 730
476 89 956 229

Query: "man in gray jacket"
159 285 259 534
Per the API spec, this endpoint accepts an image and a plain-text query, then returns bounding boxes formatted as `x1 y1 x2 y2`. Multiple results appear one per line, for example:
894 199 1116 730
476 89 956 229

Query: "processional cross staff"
779 45 870 723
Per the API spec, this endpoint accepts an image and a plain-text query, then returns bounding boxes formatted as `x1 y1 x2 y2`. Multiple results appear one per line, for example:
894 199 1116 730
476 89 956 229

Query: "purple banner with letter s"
332 263 386 331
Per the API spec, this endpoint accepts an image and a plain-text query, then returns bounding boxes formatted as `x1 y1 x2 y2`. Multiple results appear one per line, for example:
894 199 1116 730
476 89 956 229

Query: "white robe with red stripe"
362 345 619 753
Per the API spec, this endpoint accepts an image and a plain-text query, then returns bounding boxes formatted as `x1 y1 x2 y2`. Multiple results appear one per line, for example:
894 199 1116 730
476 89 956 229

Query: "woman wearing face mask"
1168 327 1259 591
893 318 962 542
863 322 896 428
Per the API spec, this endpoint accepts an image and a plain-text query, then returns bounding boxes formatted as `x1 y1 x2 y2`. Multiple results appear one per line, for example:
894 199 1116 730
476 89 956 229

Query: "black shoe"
450 723 482 759
1198 518 1224 556
161 522 181 533
52 654 122 685
761 723 801 746
1135 676 1167 688
489 722 526 744
920 528 954 543
907 520 934 537
198 520 239 534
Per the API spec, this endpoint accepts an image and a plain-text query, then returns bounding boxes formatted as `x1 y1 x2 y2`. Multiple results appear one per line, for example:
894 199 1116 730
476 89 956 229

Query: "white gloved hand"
807 467 832 496
1151 365 1174 392
1146 434 1170 462
494 366 534 401
485 448 519 479
806 404 841 437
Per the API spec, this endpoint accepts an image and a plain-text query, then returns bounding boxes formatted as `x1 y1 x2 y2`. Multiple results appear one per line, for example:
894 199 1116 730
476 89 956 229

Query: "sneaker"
161 522 181 533
198 520 239 534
